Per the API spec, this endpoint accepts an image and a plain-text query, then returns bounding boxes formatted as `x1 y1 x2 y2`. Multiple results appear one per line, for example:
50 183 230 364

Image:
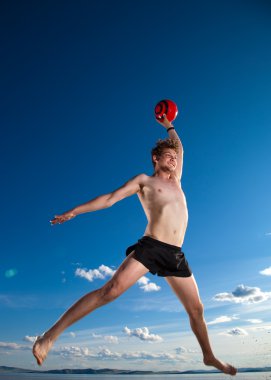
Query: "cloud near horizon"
213 284 271 304
53 345 186 362
222 327 248 336
0 342 31 351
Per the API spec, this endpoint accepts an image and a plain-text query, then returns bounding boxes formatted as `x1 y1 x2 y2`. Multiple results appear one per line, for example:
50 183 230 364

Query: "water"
0 373 271 380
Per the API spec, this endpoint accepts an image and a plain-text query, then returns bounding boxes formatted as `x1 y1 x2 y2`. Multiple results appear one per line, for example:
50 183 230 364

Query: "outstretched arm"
157 114 184 180
51 174 146 225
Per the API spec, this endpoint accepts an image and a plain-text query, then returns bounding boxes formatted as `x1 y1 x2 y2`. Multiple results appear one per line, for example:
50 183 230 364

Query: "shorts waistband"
140 236 182 251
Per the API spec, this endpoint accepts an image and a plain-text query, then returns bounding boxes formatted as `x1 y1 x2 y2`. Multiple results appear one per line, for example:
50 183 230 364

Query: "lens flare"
4 269 18 278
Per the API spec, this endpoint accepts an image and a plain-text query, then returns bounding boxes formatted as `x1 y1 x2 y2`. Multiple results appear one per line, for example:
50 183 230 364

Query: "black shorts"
126 236 192 277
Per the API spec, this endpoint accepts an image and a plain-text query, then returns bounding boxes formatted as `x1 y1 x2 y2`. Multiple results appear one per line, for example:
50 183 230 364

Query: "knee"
187 301 204 321
100 281 123 304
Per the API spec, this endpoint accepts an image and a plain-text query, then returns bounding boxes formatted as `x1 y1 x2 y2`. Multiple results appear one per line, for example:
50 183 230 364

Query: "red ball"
154 99 178 122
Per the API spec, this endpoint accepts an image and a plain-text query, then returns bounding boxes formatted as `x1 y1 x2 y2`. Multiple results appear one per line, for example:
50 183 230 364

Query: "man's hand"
156 113 172 129
50 211 76 225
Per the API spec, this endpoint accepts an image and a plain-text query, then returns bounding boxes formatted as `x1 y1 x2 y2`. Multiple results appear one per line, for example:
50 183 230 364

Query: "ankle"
43 331 57 343
203 354 216 365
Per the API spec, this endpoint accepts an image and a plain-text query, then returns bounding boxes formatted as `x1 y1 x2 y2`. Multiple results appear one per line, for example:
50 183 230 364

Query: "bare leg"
33 252 148 365
166 275 237 376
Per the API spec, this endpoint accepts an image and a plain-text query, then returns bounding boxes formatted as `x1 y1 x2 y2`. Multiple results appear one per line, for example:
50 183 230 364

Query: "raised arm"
157 114 184 180
51 174 146 225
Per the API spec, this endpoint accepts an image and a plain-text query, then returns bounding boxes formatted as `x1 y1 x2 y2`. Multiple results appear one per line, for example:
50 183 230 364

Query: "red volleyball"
154 99 178 122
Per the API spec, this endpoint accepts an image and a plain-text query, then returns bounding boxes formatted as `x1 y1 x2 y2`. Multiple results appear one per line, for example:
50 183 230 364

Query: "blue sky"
1 0 271 372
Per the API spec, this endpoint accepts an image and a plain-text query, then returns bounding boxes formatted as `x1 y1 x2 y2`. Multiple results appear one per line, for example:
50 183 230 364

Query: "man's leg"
165 275 237 376
33 251 148 366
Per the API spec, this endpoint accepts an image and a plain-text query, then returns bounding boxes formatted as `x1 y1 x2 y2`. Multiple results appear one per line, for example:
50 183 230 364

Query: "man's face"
153 149 177 172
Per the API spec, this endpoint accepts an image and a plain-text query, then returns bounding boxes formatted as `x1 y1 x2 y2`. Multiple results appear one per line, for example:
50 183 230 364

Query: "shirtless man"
33 115 237 376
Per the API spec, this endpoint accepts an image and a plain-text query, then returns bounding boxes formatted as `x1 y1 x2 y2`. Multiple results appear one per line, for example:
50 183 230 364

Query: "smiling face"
153 148 177 173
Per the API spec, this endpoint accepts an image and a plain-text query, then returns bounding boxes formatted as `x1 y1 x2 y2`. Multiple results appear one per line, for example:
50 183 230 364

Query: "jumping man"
33 115 237 376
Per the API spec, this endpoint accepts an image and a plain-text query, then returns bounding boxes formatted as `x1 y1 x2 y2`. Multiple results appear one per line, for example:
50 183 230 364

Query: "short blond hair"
151 138 179 168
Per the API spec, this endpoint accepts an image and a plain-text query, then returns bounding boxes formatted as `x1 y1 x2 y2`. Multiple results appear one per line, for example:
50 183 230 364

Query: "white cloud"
69 332 76 338
23 335 36 343
99 265 116 277
137 276 149 286
207 315 239 325
123 326 163 342
97 347 121 359
137 276 161 292
75 268 160 292
175 346 187 354
104 335 119 344
246 319 262 324
55 345 95 358
98 348 185 362
223 327 248 336
91 332 118 344
121 350 181 361
75 268 104 282
75 265 116 282
2 337 190 365
0 342 21 350
213 284 271 304
92 333 102 339
99 348 187 362
175 346 198 354
260 266 271 276
140 282 161 292
0 342 31 351
54 345 185 363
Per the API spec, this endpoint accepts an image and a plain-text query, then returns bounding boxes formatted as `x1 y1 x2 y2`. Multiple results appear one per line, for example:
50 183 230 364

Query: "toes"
227 364 237 376
33 351 42 366
32 342 44 366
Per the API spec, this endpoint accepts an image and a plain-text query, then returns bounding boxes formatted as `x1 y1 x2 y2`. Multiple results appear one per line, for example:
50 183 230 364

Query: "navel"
158 188 162 192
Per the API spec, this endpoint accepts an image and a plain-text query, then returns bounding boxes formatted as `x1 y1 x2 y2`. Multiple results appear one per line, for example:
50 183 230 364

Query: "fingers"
50 213 74 225
156 113 171 128
50 216 60 225
50 215 66 225
162 114 171 125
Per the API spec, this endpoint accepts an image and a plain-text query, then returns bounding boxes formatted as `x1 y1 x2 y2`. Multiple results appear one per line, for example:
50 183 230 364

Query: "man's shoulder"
133 173 150 184
127 173 152 190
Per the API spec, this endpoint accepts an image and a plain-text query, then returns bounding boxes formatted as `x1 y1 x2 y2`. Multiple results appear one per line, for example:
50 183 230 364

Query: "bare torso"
138 174 188 246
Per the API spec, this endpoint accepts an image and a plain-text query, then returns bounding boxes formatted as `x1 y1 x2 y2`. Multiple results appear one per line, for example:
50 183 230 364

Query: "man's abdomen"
144 207 188 246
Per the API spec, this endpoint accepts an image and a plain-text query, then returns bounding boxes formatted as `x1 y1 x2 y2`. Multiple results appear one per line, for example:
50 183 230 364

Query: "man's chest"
142 179 185 206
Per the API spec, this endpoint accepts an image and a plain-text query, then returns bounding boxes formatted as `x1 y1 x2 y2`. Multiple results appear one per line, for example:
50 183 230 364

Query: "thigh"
109 250 149 291
165 275 202 312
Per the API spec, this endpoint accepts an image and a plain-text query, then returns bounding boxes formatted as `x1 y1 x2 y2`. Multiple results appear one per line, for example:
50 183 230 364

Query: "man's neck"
152 170 172 180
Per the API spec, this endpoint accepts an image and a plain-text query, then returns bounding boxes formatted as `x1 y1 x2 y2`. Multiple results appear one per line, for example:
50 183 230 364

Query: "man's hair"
151 138 179 168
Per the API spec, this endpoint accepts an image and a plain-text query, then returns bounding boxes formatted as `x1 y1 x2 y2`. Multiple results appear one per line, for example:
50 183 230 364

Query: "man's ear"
152 154 159 164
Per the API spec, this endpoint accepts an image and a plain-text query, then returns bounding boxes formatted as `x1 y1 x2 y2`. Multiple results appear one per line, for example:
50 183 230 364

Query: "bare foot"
204 355 237 376
32 333 54 366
